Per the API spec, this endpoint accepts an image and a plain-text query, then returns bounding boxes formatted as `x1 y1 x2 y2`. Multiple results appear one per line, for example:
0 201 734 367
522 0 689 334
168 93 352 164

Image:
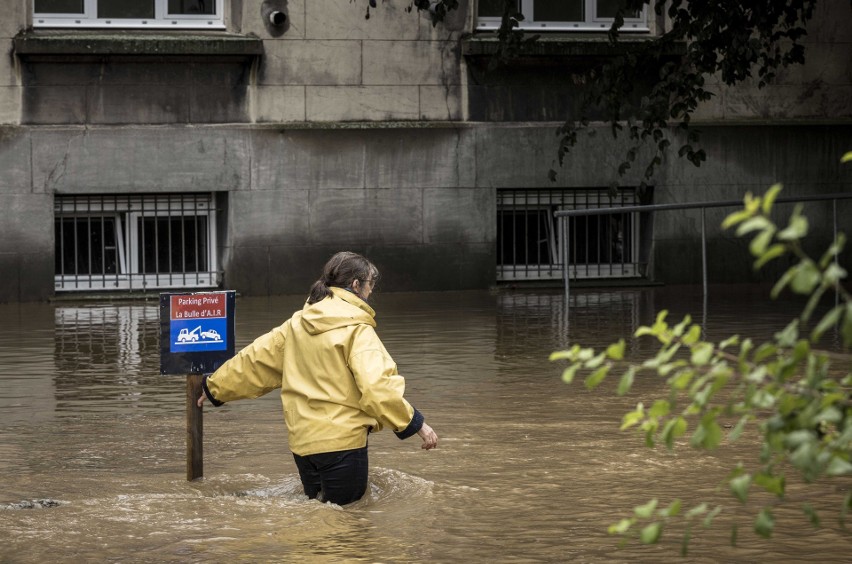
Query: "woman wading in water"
198 251 438 505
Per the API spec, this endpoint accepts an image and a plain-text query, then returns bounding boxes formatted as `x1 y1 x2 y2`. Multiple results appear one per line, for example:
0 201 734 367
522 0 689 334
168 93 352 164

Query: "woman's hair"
307 251 380 304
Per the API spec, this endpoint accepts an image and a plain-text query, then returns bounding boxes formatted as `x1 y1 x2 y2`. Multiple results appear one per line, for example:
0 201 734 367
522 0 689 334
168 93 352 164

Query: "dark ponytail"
307 251 379 304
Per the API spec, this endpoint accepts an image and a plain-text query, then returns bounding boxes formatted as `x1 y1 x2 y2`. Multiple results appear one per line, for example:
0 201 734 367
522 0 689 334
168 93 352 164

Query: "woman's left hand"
417 423 438 450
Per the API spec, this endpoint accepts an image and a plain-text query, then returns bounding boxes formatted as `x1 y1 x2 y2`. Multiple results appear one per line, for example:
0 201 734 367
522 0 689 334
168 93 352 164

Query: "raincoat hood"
299 287 376 335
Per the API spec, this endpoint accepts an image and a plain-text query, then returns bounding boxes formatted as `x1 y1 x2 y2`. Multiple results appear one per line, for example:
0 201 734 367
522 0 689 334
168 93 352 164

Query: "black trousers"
292 446 369 505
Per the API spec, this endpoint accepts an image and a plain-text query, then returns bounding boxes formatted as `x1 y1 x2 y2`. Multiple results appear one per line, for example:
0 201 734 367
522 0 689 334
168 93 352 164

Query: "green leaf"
561 364 580 384
826 456 852 477
583 351 606 368
754 472 785 497
691 415 723 449
774 319 799 347
754 244 786 269
686 503 708 518
754 508 775 538
761 183 782 214
608 518 634 535
640 522 662 544
728 415 749 442
621 403 645 430
771 266 797 298
691 342 714 365
584 365 610 389
736 215 772 237
668 369 695 390
660 499 682 518
719 335 739 350
672 315 692 337
549 349 575 361
730 473 751 503
649 399 671 418
661 416 688 449
790 261 820 294
680 526 692 557
749 227 776 257
841 151 852 163
606 339 626 360
682 324 702 345
616 366 636 396
777 205 809 241
722 209 753 230
703 505 723 527
753 343 777 363
819 232 847 269
635 498 659 519
811 305 843 343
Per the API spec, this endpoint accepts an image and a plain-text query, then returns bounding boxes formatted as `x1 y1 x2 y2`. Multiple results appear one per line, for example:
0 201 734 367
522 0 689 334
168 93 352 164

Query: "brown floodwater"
0 286 849 563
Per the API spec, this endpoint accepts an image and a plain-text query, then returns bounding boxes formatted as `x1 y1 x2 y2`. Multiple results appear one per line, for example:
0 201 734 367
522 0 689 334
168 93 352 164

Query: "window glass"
98 0 155 19
34 0 83 13
138 216 209 274
55 217 118 276
168 0 216 15
597 0 641 18
478 0 519 18
534 0 583 22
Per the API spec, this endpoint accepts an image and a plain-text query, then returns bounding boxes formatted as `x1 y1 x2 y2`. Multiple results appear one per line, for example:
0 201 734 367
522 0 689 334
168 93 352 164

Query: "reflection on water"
0 287 849 562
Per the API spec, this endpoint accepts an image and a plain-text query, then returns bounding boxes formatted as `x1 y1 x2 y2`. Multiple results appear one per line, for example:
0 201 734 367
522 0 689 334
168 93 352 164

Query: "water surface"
0 286 849 562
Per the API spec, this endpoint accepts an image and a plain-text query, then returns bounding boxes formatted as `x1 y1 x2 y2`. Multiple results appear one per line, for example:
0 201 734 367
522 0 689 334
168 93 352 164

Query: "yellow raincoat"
202 287 421 456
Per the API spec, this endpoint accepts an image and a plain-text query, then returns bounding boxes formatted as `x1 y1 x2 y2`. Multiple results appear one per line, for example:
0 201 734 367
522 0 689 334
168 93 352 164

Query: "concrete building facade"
0 1 850 302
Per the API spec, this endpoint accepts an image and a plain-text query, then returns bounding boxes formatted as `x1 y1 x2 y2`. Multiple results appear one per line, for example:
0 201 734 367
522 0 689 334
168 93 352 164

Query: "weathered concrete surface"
29 128 252 194
0 1 851 302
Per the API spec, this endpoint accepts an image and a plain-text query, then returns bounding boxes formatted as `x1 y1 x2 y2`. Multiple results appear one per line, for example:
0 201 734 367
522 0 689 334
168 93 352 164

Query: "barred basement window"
497 188 644 282
54 193 220 292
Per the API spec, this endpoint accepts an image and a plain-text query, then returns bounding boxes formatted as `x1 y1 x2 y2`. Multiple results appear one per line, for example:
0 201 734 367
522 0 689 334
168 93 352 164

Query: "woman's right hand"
417 423 438 450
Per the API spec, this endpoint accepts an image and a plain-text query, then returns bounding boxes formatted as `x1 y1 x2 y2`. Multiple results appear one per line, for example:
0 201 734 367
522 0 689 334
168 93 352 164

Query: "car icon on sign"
200 329 221 341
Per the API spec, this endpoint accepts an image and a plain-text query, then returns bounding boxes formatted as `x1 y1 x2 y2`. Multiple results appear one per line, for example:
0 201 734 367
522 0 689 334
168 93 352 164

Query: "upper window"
478 0 647 31
33 0 225 29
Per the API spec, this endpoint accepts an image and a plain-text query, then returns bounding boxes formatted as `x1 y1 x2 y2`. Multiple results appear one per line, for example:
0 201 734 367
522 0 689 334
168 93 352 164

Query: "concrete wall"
0 1 851 302
692 0 852 122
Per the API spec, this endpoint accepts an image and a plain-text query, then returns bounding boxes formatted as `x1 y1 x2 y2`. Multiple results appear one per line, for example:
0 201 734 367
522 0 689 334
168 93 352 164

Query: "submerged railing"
554 192 852 302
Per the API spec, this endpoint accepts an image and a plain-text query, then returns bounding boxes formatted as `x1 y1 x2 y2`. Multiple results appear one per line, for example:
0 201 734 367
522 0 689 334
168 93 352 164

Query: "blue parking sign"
160 291 236 375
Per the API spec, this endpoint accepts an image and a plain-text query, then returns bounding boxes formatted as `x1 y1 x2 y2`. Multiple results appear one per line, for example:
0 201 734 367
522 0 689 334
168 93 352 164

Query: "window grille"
497 188 643 282
478 0 648 31
54 193 219 292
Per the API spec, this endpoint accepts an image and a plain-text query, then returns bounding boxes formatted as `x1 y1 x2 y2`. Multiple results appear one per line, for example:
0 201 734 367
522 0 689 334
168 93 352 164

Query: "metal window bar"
555 192 852 302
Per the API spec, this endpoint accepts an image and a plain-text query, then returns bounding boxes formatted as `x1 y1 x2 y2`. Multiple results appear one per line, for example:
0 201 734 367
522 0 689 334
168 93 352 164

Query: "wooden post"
186 373 204 481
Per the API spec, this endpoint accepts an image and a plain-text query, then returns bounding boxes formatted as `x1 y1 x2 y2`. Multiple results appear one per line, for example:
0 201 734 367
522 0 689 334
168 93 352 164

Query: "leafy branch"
554 0 818 190
550 154 852 554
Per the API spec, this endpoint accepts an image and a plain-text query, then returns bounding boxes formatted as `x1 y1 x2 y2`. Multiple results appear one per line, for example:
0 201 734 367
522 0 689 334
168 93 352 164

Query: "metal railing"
555 192 852 301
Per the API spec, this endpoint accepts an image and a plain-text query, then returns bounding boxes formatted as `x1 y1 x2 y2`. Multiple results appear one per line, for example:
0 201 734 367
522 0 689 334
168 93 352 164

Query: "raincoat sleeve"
348 325 424 439
202 323 286 406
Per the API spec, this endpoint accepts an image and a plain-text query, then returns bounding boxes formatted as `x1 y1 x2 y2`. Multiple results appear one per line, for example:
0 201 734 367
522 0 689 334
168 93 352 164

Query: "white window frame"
33 0 225 29
477 0 648 32
55 194 219 292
